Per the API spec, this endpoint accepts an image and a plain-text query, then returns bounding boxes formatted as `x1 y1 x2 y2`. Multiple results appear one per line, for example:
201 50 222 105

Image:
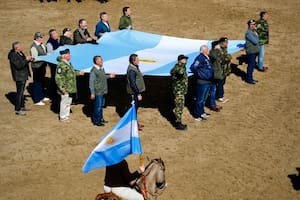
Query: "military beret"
219 37 228 43
177 54 188 61
247 19 256 25
34 32 43 39
63 28 71 34
59 48 70 55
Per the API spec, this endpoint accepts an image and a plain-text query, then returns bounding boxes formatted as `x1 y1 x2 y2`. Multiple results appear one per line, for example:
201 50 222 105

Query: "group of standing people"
170 11 269 131
245 11 269 84
7 6 134 119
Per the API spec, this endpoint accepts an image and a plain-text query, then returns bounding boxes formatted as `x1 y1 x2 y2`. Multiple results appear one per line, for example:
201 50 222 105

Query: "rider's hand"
138 165 145 174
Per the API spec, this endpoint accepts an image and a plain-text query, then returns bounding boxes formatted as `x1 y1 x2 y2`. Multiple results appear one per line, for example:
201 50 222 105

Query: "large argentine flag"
36 30 244 76
82 104 142 173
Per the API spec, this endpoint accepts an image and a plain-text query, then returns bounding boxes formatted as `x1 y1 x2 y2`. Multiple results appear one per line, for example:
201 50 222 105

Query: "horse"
95 158 167 200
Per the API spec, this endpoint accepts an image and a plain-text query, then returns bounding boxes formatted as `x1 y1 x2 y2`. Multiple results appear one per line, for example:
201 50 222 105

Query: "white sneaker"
60 117 69 122
194 117 202 121
218 98 229 103
201 113 209 119
42 97 50 101
35 101 45 106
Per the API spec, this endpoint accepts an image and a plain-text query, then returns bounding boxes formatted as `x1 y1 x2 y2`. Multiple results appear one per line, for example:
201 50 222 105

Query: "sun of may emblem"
106 137 115 145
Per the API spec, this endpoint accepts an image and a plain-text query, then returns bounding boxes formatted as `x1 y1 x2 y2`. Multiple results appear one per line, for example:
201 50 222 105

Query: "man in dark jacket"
190 45 214 121
126 54 145 130
8 41 33 115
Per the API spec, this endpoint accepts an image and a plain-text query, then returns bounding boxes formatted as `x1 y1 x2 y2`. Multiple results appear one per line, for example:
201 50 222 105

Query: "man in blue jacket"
190 45 214 121
94 12 111 39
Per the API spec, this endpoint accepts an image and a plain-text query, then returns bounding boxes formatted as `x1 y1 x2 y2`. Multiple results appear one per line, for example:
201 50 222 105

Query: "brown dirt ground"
0 0 300 199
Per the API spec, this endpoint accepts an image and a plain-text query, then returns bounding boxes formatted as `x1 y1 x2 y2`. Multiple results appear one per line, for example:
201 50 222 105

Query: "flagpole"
139 155 148 200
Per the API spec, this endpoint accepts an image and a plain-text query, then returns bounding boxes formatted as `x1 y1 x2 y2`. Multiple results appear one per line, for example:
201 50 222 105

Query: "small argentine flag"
82 104 142 173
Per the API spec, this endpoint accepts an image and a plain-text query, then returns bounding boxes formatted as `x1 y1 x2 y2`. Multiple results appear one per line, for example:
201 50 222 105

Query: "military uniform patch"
57 68 62 74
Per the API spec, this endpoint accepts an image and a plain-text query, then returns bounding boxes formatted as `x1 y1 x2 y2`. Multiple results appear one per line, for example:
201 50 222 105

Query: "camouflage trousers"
174 94 185 123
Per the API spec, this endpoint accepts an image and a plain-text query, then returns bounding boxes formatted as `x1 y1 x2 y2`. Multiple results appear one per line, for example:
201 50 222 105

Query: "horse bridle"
144 159 167 197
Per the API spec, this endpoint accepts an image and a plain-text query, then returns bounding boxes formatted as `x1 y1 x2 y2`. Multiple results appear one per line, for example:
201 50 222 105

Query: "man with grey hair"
94 12 111 39
8 41 34 115
190 45 214 121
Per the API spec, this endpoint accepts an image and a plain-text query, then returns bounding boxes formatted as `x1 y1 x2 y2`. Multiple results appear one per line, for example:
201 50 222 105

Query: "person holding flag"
82 103 145 199
104 159 145 200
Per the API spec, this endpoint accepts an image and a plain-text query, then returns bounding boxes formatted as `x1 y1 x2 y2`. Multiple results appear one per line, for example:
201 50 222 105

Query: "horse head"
137 158 167 200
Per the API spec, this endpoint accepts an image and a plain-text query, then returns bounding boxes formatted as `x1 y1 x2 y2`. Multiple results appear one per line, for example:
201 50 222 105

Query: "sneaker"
60 117 69 122
35 101 45 106
16 110 26 116
42 97 50 102
194 117 202 121
217 98 229 103
201 113 209 119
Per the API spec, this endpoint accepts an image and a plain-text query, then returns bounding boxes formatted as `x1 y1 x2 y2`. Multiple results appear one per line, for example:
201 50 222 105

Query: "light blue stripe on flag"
82 104 142 173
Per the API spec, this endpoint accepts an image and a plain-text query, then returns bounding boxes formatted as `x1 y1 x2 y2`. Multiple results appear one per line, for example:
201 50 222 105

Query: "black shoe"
16 110 26 116
253 79 259 83
94 122 105 126
246 80 256 84
175 122 187 131
101 119 108 123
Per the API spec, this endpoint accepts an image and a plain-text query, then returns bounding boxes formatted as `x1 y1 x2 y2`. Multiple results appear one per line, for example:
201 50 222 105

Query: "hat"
247 19 256 25
219 37 228 43
177 54 188 61
34 32 43 39
59 48 70 55
62 28 71 34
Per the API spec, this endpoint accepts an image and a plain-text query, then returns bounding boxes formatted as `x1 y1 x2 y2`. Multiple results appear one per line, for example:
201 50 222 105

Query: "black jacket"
8 50 31 81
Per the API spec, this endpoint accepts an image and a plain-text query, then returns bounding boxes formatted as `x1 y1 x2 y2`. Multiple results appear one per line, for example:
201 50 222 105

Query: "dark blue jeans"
32 66 46 103
92 95 104 124
194 83 210 118
15 81 26 111
246 53 257 82
131 94 139 113
215 78 226 99
208 83 216 108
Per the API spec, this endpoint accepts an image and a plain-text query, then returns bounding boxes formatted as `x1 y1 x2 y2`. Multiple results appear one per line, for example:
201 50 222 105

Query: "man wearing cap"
60 28 73 46
94 12 111 39
256 11 269 72
170 54 188 130
73 19 96 44
55 49 84 122
30 32 49 106
210 37 232 106
245 19 259 84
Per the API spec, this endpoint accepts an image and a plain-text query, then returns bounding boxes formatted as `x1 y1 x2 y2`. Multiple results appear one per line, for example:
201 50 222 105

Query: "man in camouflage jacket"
170 55 188 130
256 11 269 71
55 48 84 121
